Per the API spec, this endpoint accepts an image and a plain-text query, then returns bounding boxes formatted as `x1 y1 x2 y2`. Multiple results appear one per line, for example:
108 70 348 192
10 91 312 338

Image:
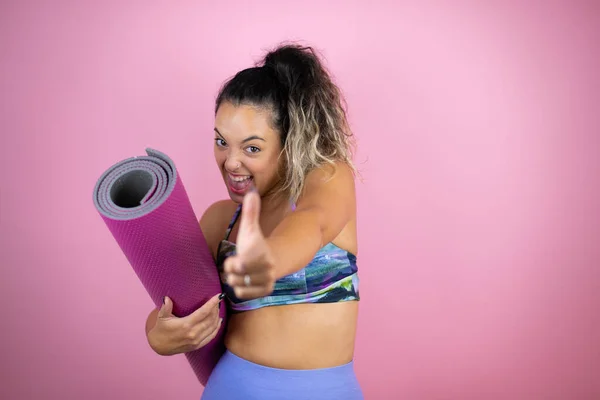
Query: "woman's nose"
225 156 241 172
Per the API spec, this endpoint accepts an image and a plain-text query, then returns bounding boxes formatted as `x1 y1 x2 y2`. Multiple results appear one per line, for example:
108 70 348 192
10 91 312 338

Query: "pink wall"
1 1 598 399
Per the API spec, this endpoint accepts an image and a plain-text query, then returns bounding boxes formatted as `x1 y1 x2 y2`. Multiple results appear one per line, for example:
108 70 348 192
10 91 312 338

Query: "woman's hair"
215 43 355 203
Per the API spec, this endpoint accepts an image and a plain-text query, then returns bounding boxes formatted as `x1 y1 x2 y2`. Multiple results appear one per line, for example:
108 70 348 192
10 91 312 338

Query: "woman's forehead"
215 102 278 141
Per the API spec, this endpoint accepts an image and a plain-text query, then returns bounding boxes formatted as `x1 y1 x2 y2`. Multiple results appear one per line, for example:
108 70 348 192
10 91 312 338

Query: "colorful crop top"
216 204 360 312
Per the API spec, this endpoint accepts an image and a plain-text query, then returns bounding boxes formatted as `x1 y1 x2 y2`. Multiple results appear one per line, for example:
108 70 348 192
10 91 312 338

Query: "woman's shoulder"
306 160 355 186
199 199 239 257
301 160 356 203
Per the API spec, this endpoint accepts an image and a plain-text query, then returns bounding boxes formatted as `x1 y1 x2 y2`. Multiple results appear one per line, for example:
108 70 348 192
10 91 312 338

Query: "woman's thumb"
240 190 261 234
157 296 174 319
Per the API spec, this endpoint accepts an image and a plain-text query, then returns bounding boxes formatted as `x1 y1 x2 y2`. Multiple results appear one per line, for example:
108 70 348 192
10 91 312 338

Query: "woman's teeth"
231 175 252 182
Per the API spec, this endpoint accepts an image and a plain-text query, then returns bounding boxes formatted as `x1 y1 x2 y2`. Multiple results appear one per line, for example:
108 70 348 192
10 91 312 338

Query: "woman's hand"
223 191 277 300
146 294 223 356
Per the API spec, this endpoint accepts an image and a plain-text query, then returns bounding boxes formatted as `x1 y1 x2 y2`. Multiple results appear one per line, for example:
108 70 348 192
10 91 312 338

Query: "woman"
145 43 363 399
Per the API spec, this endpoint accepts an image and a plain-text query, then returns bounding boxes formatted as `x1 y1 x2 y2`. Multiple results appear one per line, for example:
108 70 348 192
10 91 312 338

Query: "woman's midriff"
224 301 359 369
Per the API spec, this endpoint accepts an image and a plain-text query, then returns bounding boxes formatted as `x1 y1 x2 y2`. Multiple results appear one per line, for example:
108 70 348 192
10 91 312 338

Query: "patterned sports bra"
216 204 360 312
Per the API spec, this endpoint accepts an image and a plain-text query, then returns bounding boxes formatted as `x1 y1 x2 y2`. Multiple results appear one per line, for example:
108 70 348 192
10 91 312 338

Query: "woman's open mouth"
227 174 253 195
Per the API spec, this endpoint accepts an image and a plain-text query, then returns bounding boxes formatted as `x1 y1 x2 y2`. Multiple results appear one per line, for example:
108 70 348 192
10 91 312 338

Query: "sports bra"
216 204 360 312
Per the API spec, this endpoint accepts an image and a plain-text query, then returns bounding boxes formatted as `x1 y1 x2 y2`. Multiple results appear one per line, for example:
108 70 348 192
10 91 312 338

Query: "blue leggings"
200 350 364 400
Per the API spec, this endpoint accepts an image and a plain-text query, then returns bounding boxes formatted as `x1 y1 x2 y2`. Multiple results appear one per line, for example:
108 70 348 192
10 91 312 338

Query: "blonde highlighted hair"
216 43 356 203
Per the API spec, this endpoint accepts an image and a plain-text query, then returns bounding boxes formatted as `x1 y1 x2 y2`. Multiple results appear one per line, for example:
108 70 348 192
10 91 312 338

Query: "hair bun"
262 44 319 90
264 45 311 67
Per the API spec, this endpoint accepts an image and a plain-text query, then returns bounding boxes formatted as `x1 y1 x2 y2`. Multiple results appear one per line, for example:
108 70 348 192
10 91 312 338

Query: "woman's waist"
202 349 363 400
224 302 358 369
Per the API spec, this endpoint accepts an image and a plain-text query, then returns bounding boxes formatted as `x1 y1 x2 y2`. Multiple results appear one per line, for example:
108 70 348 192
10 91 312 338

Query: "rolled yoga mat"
92 148 226 386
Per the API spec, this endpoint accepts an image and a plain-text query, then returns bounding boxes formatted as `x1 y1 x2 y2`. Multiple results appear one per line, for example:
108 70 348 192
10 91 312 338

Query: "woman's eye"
246 146 260 154
215 138 227 147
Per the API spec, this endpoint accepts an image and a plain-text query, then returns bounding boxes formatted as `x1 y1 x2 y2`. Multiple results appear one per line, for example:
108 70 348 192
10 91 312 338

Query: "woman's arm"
223 161 356 298
266 161 356 280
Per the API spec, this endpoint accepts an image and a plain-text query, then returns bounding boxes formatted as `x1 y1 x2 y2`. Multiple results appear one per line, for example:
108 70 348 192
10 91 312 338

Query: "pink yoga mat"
92 148 226 386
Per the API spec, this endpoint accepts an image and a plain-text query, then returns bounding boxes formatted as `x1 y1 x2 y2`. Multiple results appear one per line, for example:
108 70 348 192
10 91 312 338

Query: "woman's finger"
233 286 271 300
157 296 175 320
236 191 262 251
226 271 272 287
189 306 220 343
195 317 223 350
223 255 245 274
190 302 220 334
187 293 221 324
223 253 268 275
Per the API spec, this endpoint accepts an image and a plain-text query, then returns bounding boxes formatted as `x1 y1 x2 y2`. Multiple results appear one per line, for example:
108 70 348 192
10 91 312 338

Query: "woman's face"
214 101 284 203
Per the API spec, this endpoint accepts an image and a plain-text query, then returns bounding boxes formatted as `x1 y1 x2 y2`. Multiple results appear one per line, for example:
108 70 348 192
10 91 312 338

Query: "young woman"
145 43 363 399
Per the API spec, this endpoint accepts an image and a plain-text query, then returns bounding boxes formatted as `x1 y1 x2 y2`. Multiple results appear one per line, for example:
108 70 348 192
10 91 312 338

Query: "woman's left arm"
266 161 356 280
224 161 356 299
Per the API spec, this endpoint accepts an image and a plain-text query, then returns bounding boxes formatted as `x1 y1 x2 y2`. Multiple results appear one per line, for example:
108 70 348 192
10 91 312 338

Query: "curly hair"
215 43 356 203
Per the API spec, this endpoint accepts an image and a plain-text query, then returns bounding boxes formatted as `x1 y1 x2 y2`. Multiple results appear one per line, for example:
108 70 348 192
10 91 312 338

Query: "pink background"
1 1 598 399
